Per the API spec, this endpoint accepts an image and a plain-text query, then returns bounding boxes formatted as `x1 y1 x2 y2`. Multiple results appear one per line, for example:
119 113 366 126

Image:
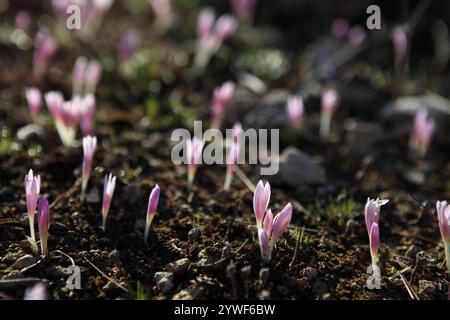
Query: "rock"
165 258 190 277
14 255 36 269
405 245 420 259
188 228 199 242
221 246 231 259
256 289 271 300
197 250 215 265
274 147 326 187
344 119 383 155
303 267 318 281
172 287 204 300
312 279 328 294
154 271 174 294
243 90 290 129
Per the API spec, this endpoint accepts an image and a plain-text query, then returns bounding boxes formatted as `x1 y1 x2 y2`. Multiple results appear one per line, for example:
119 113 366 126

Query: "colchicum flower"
224 123 242 190
37 196 50 256
81 135 97 200
286 95 304 128
211 81 236 128
101 173 116 231
73 58 102 97
364 198 388 268
144 184 160 243
409 108 436 156
72 56 88 97
33 29 57 78
25 87 42 121
253 180 271 230
195 8 238 69
230 0 257 23
392 25 408 71
24 169 41 252
79 94 96 136
331 18 349 40
117 31 140 76
319 88 339 138
436 201 450 273
258 203 293 263
186 136 205 190
85 60 102 95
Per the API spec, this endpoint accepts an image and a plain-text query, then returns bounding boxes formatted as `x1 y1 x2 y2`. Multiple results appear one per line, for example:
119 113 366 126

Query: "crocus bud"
81 135 97 200
331 18 349 40
392 25 408 68
286 95 304 128
211 81 236 127
271 202 292 243
409 108 436 156
364 198 388 236
144 184 160 243
24 169 41 250
33 29 57 78
79 94 96 136
258 228 271 263
24 282 48 300
230 0 257 22
224 123 243 190
262 209 273 236
347 25 366 47
197 8 215 40
118 31 140 66
101 173 116 231
253 180 271 229
437 200 450 272
213 14 238 42
320 88 339 138
85 60 102 94
25 87 42 120
73 57 88 97
186 136 205 190
369 222 379 265
37 196 50 256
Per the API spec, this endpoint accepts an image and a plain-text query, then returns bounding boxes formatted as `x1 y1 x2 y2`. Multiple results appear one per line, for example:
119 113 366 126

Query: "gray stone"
303 267 318 281
154 271 174 294
165 258 190 276
14 255 36 269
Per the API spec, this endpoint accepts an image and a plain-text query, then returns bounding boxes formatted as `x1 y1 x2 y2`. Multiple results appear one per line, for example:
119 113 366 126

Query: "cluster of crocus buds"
144 184 161 243
101 173 116 231
230 0 257 23
319 88 339 138
117 31 141 76
25 87 42 121
72 56 102 97
253 180 292 263
286 95 304 128
195 8 238 69
224 123 243 190
409 108 436 156
392 25 408 72
364 198 388 274
210 81 236 128
37 197 51 256
436 201 450 273
81 136 97 201
24 169 41 252
186 136 205 190
33 29 57 78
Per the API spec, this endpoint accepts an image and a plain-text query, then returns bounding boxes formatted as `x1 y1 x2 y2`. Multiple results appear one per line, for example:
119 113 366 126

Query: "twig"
84 257 129 292
289 228 302 269
235 167 255 192
399 272 420 300
234 239 249 255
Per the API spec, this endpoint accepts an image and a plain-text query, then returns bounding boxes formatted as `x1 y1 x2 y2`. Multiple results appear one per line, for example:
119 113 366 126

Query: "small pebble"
14 255 36 269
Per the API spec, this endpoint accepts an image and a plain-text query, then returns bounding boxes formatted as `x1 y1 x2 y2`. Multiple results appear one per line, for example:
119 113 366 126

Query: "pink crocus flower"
258 203 292 263
79 94 96 136
197 8 216 40
437 201 450 272
101 173 116 231
81 135 97 200
224 123 243 190
409 108 436 156
331 18 349 40
33 29 58 78
24 282 48 300
211 81 236 128
144 184 160 243
118 31 140 66
253 180 271 229
72 57 88 97
392 25 408 69
319 88 339 138
364 198 389 236
37 196 50 256
24 169 41 249
25 87 42 120
347 25 366 48
286 95 304 128
85 60 102 95
186 136 205 190
369 222 380 265
230 0 257 22
213 15 239 42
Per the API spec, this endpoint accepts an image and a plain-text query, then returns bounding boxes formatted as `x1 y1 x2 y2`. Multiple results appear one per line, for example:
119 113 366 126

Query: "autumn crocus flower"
230 0 257 22
37 197 50 256
144 184 160 243
331 18 349 40
365 198 387 270
286 95 304 128
72 57 88 97
409 108 436 156
195 8 238 69
369 222 380 266
211 81 236 128
253 180 271 229
392 25 408 71
79 94 96 136
436 201 450 272
81 135 97 200
101 173 116 231
186 136 205 190
118 31 140 75
25 87 42 121
258 203 292 263
33 29 57 78
224 123 243 190
319 88 338 138
24 169 41 251
85 60 102 95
